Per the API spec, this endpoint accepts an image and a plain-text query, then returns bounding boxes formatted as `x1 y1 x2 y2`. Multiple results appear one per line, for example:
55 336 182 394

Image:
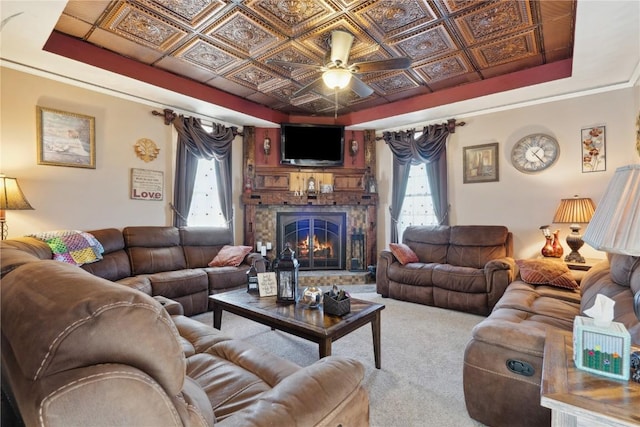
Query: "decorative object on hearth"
582 164 640 257
300 285 322 309
552 195 596 263
350 132 358 164
323 285 351 316
307 176 316 195
246 260 259 293
573 294 631 380
0 175 34 240
581 125 606 173
273 243 299 303
510 133 559 174
263 130 271 157
134 138 160 162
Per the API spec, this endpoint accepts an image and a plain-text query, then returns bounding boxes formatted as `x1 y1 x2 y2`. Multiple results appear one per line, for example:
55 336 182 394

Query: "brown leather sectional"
376 225 515 316
464 253 640 426
0 229 370 426
3 226 265 316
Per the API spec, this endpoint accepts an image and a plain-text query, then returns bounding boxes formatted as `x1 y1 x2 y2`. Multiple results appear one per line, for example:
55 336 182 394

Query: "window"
187 158 226 227
398 162 437 239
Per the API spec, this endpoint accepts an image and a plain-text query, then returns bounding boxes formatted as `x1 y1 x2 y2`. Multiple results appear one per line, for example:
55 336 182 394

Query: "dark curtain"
383 122 452 242
172 115 237 231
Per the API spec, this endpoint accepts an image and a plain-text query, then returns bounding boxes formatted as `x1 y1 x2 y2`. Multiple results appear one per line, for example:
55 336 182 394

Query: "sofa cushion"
389 243 419 265
124 226 187 275
180 226 234 269
432 264 487 293
387 262 436 287
515 259 579 290
208 245 252 267
82 228 132 281
609 253 640 291
402 225 449 264
447 226 509 269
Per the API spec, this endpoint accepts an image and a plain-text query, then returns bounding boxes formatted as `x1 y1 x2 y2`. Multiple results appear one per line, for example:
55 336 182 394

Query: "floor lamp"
0 175 34 240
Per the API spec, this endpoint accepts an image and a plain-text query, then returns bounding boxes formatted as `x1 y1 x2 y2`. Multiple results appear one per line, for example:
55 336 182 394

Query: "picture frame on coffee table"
37 106 95 169
463 143 499 183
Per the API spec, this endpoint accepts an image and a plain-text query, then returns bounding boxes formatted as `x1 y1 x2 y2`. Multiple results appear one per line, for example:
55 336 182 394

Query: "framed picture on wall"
581 125 606 173
463 142 499 183
36 106 96 169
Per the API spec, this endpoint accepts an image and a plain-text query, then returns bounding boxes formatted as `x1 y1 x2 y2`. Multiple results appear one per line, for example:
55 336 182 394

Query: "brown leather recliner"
1 256 369 426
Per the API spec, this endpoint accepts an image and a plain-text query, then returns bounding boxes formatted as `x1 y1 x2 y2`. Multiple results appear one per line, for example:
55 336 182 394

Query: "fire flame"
297 234 333 258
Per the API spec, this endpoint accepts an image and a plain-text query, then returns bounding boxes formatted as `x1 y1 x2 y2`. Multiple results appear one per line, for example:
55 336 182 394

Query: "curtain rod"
375 118 465 140
152 108 244 136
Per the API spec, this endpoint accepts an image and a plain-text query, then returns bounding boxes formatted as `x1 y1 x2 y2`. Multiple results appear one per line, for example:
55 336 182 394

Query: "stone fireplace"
277 212 346 270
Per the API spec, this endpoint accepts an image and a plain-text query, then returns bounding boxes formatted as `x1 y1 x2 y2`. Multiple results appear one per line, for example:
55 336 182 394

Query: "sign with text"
131 168 163 201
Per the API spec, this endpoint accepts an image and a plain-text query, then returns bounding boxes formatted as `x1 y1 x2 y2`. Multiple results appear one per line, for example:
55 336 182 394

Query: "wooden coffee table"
209 289 385 369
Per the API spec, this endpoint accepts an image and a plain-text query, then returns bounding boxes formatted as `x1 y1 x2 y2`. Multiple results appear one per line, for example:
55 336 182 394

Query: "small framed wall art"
581 125 606 173
130 168 163 201
463 142 499 183
37 106 96 168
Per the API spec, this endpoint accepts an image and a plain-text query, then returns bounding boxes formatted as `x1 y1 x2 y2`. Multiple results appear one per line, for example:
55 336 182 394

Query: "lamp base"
565 224 586 264
564 251 586 264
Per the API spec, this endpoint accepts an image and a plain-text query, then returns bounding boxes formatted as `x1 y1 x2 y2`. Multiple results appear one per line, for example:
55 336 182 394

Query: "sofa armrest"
218 356 367 427
484 257 516 310
376 250 397 297
154 295 184 316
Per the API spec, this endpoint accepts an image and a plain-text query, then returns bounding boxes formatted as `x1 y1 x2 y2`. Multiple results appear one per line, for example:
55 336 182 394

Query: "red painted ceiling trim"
43 31 572 128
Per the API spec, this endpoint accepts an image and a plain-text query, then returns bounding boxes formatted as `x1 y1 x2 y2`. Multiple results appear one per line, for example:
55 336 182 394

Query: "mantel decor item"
463 143 499 183
0 175 34 240
37 106 95 169
553 195 596 263
263 131 271 156
273 243 299 303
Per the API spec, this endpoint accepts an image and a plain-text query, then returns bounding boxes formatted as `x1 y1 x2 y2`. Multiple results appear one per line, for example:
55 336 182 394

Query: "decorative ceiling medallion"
246 0 335 35
205 10 283 56
173 37 241 73
355 0 437 35
134 138 160 162
261 43 322 77
471 31 537 68
395 25 456 60
367 72 419 95
102 2 187 51
415 54 470 82
226 64 284 91
140 0 226 27
455 1 533 44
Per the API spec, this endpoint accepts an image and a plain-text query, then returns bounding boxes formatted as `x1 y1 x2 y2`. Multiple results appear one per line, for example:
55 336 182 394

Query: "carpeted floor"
192 290 487 427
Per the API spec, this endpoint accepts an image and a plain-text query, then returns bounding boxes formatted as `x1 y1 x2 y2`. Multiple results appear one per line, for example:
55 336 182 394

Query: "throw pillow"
208 245 252 267
515 259 579 290
389 243 419 265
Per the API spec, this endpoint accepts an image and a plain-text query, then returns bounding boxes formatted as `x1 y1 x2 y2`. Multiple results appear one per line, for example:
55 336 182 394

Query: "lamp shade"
0 175 33 211
582 164 640 256
552 196 596 224
322 69 352 89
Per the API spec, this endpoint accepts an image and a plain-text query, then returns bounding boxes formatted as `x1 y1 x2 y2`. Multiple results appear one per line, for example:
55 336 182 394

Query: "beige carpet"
192 292 486 427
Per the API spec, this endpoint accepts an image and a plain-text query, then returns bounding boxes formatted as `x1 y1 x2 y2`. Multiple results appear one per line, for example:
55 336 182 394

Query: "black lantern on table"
246 260 259 293
273 243 299 304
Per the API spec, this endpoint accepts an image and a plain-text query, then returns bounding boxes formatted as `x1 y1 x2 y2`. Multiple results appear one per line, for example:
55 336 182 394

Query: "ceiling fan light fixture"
322 68 351 89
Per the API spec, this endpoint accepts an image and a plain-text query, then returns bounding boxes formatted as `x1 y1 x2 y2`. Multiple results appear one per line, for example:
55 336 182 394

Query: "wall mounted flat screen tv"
280 123 345 167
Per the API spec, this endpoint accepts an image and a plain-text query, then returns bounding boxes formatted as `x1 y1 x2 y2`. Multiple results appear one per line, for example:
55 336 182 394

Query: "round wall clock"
510 133 560 173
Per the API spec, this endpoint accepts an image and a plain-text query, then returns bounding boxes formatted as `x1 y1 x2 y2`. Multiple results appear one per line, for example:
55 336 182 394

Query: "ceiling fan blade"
293 77 326 97
266 59 322 71
351 57 411 73
348 75 374 98
330 30 354 66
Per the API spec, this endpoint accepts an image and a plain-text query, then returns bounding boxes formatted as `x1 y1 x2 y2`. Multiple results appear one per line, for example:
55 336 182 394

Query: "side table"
541 330 640 427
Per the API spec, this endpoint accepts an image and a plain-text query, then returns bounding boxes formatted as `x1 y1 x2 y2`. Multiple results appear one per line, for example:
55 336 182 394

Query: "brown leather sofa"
0 246 369 426
376 225 515 315
2 226 264 316
463 253 640 427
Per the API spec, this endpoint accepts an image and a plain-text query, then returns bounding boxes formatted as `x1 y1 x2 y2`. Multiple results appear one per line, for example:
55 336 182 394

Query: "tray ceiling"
53 0 575 118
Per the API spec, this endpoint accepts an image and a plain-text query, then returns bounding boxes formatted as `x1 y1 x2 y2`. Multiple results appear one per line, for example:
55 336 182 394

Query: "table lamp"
552 195 596 263
0 175 34 240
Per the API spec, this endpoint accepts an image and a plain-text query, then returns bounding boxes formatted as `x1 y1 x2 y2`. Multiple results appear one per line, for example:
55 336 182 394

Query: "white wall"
0 67 245 242
376 86 640 259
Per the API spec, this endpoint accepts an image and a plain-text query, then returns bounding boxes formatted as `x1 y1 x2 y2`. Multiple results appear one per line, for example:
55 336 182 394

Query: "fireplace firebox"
277 212 346 270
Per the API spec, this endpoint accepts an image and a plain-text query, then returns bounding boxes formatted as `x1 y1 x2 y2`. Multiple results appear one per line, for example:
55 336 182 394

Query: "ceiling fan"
267 30 411 102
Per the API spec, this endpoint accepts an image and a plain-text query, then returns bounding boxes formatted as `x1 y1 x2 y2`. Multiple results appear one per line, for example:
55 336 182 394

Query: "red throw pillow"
389 243 419 265
208 245 252 267
515 259 579 290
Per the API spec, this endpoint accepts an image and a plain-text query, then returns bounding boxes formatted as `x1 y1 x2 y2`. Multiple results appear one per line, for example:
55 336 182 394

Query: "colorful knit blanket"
28 230 104 266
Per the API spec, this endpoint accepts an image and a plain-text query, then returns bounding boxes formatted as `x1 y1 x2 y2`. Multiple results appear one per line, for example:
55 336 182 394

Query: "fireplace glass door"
277 212 346 270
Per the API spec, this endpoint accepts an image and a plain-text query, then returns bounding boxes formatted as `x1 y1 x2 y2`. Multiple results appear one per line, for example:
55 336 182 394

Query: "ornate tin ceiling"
53 0 575 117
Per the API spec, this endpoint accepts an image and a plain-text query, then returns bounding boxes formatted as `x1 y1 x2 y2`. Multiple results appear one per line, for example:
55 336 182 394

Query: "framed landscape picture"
463 143 499 183
37 106 95 168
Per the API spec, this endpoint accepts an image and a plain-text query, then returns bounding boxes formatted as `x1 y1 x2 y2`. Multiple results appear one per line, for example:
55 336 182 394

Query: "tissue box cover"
573 316 631 380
